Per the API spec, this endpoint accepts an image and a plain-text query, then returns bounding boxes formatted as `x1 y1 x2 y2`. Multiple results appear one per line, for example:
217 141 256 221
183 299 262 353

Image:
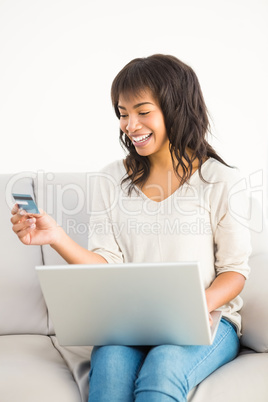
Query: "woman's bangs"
112 63 156 106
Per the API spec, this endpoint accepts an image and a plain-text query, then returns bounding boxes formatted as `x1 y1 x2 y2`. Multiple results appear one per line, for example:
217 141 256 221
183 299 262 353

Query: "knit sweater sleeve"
210 167 251 279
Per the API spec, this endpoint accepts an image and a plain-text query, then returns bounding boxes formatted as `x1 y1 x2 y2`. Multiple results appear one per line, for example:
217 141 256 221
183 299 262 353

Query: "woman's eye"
139 112 150 116
119 111 150 118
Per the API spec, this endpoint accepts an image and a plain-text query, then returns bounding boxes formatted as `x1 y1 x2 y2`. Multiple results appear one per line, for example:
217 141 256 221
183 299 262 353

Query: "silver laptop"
36 262 222 346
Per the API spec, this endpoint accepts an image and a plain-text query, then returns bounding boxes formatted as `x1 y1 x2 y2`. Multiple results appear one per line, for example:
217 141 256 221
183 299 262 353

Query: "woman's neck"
148 142 174 171
148 147 197 173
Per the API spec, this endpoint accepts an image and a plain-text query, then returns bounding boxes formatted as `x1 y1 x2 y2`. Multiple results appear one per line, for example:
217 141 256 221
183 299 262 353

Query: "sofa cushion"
0 335 81 402
188 352 268 402
0 174 48 335
240 253 268 352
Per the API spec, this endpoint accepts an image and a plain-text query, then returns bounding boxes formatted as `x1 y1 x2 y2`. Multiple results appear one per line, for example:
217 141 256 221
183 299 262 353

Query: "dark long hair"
111 54 229 195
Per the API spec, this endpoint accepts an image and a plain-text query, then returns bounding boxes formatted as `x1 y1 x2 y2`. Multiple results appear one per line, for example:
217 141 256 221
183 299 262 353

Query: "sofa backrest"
2 172 267 351
1 172 92 336
0 174 48 335
240 198 268 352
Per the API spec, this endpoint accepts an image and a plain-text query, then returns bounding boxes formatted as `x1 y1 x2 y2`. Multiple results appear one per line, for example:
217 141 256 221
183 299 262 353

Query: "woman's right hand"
10 204 61 246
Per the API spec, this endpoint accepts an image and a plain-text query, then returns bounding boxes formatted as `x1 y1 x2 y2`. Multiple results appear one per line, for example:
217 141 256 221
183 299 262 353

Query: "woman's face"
118 90 170 161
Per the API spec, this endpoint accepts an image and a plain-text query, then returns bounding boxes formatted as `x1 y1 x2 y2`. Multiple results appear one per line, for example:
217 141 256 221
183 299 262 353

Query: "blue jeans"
88 318 239 402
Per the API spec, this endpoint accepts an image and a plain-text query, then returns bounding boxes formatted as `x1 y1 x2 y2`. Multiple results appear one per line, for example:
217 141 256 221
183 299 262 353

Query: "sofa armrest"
240 253 268 352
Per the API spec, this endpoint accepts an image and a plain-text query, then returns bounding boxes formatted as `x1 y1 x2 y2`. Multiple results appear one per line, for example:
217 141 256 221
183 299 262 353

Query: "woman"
11 54 251 401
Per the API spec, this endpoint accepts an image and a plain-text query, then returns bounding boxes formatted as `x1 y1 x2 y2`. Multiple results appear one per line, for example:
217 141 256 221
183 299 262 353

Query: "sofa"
1 171 268 402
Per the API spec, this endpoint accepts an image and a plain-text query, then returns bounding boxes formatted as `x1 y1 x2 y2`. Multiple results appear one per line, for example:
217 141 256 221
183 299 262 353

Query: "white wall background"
0 0 267 197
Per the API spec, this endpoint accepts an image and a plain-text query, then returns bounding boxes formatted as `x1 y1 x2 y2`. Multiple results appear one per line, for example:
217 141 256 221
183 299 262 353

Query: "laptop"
36 262 222 346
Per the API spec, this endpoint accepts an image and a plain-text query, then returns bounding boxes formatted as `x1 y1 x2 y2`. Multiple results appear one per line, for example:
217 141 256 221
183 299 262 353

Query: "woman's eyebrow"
118 102 154 110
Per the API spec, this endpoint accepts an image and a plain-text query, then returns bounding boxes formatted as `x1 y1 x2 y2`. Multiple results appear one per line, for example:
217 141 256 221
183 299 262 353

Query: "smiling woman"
111 54 229 196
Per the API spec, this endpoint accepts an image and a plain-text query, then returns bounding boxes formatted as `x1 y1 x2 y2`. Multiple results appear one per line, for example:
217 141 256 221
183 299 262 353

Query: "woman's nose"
126 116 142 133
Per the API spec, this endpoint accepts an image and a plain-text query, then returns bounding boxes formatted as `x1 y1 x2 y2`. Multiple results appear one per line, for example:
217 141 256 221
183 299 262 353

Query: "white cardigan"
88 157 251 336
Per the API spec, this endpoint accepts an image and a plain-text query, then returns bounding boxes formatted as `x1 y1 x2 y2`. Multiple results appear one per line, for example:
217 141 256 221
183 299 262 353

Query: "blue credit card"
12 193 40 214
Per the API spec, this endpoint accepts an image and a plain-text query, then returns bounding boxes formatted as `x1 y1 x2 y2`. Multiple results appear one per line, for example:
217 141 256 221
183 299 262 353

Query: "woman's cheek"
120 121 126 133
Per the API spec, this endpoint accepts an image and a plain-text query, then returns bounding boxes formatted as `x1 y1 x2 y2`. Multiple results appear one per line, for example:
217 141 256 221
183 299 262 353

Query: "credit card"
12 193 40 214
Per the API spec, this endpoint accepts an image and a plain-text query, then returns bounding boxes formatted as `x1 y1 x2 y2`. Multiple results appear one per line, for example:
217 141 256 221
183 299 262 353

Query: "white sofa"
1 171 268 402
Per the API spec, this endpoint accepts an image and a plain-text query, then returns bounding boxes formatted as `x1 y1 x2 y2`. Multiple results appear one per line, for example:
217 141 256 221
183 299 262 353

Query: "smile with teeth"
132 133 152 143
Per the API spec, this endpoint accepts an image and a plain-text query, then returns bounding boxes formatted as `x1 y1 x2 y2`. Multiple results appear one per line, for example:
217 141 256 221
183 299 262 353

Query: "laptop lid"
36 262 222 346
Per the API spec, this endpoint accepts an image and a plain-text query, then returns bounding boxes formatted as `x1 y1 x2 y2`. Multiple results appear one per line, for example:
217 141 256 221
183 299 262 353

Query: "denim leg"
88 345 149 402
134 319 240 402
